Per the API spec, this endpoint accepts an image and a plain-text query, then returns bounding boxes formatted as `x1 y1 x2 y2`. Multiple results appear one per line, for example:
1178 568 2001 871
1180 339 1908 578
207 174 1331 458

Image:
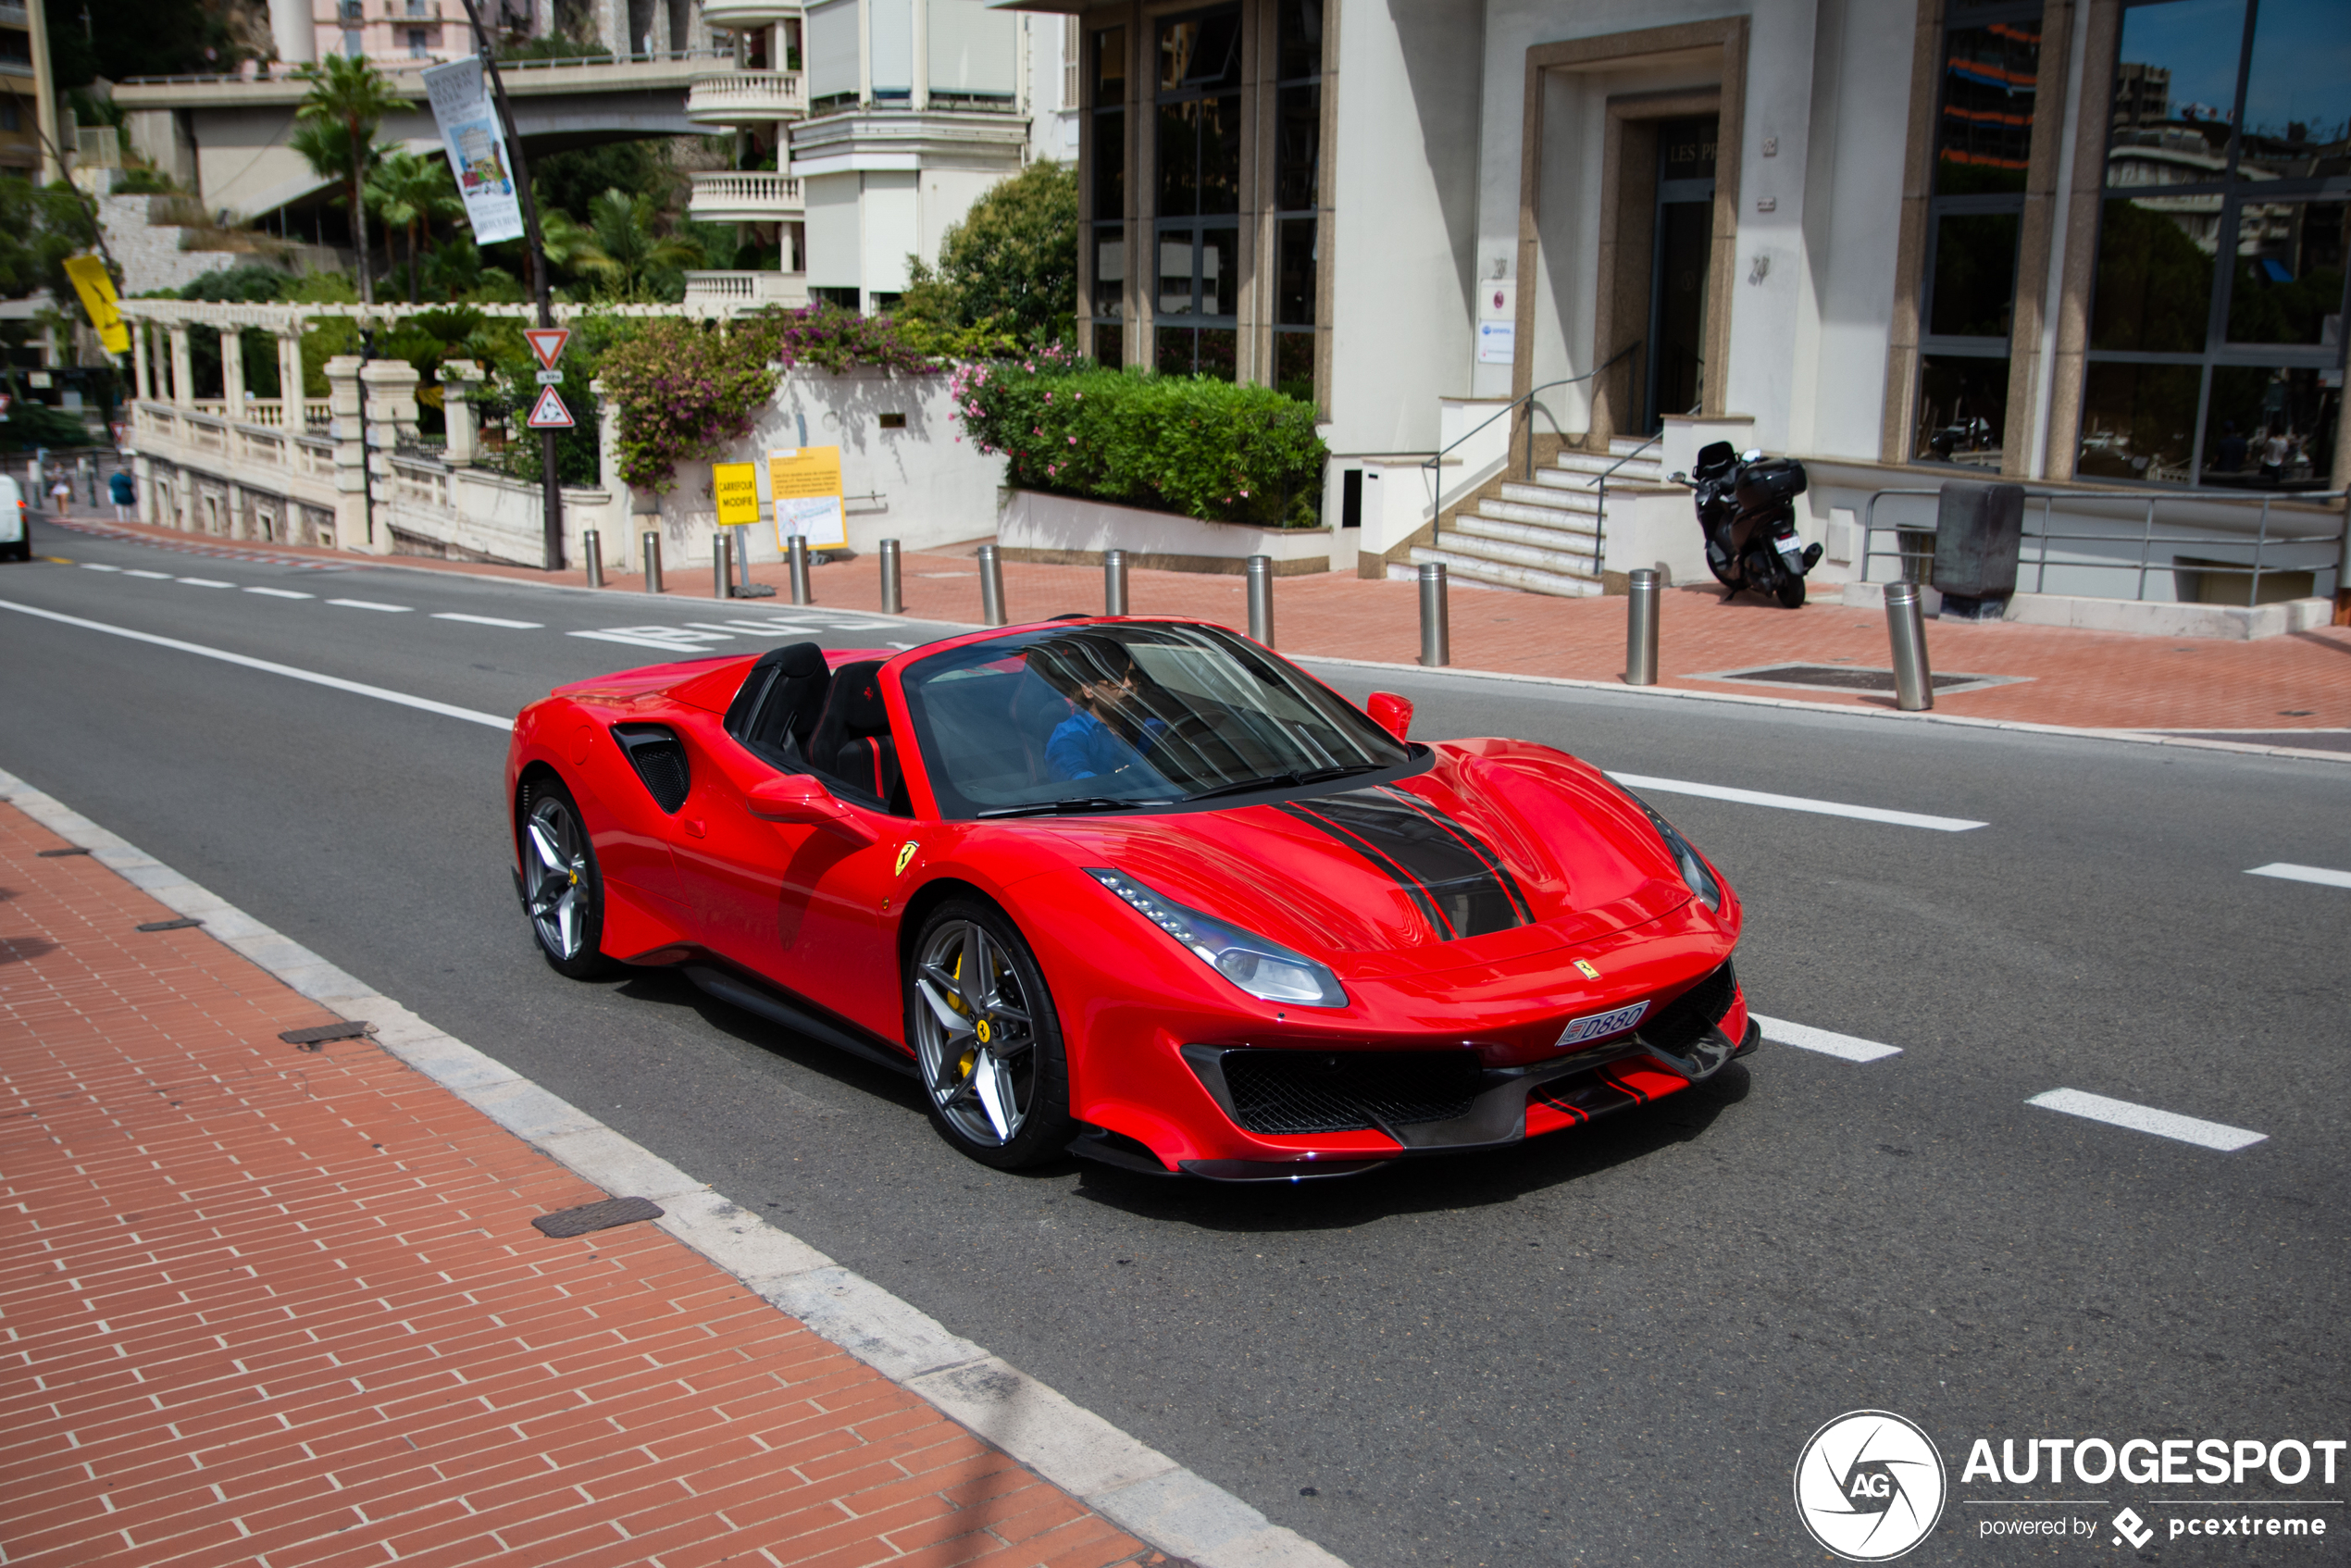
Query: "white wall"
861 170 920 299
804 170 863 292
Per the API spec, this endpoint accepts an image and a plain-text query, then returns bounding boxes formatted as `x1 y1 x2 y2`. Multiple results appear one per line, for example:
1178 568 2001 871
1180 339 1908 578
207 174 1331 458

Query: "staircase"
1409 437 1664 597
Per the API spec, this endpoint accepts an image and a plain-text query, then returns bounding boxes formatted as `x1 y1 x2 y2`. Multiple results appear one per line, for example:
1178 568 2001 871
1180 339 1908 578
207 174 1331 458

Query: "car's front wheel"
519 775 611 979
905 900 1074 1167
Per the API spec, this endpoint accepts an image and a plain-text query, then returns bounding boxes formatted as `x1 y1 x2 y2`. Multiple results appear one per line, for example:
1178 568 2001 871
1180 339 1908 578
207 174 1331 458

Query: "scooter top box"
1735 457 1808 512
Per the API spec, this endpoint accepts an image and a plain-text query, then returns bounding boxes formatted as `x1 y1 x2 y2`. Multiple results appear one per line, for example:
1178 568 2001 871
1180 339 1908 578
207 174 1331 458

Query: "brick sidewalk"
44 514 2351 734
0 800 1158 1568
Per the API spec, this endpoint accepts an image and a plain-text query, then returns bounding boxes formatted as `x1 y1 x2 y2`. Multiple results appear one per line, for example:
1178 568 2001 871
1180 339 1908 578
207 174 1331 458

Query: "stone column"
131 452 155 523
438 358 483 466
277 328 308 432
220 326 247 422
132 322 152 403
168 325 194 408
591 376 634 566
325 355 372 553
359 357 421 554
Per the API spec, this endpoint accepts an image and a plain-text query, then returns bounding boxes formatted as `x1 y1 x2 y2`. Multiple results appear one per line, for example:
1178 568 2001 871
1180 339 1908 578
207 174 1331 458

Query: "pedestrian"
108 467 134 521
2214 420 2246 473
47 475 69 516
2259 424 2291 483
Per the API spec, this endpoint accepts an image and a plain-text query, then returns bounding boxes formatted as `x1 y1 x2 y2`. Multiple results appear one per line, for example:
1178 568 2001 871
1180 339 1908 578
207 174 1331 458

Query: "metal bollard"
1624 567 1661 685
977 543 1006 627
787 535 812 604
878 538 903 614
1246 554 1275 645
1104 548 1128 616
641 530 663 594
714 535 733 599
583 529 603 588
1885 581 1934 711
1418 562 1449 666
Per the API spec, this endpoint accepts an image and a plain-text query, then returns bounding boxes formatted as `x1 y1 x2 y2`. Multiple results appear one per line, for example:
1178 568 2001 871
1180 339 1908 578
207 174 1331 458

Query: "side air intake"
612 724 690 814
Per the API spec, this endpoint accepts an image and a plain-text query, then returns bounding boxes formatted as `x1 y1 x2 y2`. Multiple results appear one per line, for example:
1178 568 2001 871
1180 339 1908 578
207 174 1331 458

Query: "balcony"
685 70 805 125
701 0 800 30
686 170 804 223
683 271 810 312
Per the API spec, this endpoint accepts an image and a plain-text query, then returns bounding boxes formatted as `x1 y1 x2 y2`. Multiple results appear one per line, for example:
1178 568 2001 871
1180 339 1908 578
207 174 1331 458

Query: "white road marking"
327 598 412 613
1608 771 1987 832
77 562 120 572
244 587 314 600
178 578 235 588
2027 1089 2267 1152
1751 1015 1903 1063
432 612 542 628
123 568 173 579
2246 862 2351 890
570 626 736 652
0 599 512 731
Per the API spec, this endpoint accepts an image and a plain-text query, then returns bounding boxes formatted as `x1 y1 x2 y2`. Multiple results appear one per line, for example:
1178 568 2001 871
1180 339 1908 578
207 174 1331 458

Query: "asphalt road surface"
5 516 2345 1566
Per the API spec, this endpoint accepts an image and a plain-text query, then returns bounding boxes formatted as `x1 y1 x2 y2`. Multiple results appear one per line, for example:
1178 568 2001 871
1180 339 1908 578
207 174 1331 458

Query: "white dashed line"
326 599 412 613
569 626 737 652
78 562 120 572
124 569 172 579
1608 772 1987 832
2245 862 2351 890
245 587 314 600
2026 1089 2267 1152
431 613 543 628
1751 1015 1903 1063
177 578 235 588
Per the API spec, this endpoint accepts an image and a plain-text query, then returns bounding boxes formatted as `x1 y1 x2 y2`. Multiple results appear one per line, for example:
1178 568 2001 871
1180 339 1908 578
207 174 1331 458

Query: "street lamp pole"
455 0 565 570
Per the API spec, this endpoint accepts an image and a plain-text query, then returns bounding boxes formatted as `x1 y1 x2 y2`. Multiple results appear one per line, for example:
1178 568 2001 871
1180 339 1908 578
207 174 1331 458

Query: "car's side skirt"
681 962 919 1079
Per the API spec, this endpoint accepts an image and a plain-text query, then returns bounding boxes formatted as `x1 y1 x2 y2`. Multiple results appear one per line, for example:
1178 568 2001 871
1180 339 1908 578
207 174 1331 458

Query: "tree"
292 56 410 305
367 148 464 305
0 175 101 304
901 161 1078 347
567 187 700 302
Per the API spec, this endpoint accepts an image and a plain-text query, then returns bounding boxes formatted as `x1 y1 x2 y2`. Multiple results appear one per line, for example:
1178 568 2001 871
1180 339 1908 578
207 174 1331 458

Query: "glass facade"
1152 6 1244 380
1087 27 1126 368
1270 0 1322 403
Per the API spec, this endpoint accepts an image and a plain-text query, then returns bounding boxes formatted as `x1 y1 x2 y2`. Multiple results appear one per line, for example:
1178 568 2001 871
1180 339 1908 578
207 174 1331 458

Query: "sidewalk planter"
998 488 1344 575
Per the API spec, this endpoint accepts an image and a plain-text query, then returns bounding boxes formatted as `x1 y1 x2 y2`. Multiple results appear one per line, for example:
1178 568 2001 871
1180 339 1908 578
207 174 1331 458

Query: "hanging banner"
422 57 526 246
766 446 846 549
61 255 130 356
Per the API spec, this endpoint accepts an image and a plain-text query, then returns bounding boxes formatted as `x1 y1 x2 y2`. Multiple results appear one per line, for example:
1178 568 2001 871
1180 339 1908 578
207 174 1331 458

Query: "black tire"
904 899 1075 1168
1774 572 1808 609
517 774 613 979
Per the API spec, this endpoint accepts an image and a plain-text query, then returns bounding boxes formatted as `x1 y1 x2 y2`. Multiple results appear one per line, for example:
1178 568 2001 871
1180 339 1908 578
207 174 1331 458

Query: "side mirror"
1366 691 1413 741
747 774 880 846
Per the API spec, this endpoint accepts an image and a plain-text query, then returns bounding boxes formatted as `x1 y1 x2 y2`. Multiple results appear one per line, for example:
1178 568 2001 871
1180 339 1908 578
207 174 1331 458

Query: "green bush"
952 358 1326 529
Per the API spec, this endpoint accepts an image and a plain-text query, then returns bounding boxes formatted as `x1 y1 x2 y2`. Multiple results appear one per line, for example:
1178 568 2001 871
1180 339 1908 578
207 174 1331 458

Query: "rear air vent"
612 724 690 814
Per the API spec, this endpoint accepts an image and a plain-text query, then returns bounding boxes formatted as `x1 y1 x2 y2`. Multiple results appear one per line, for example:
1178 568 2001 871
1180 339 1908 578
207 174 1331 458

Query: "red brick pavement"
0 801 1160 1568
44 515 2351 734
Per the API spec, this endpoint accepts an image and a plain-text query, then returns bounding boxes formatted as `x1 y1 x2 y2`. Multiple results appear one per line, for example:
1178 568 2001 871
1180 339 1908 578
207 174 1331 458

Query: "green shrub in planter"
952 357 1326 529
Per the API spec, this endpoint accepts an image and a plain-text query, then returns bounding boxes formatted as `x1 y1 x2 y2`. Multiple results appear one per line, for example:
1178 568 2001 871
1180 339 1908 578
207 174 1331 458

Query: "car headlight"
1087 867 1348 1008
1623 794 1722 913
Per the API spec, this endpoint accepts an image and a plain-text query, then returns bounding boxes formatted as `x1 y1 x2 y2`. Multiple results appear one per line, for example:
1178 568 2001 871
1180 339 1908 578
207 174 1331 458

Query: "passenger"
1029 637 1169 783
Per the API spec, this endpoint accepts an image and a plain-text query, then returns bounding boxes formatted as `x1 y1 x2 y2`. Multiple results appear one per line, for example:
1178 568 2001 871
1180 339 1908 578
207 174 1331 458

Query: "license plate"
1556 1001 1647 1048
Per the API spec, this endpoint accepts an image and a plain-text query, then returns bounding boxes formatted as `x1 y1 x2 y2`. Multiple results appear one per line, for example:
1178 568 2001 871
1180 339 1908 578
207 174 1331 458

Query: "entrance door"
1646 116 1716 432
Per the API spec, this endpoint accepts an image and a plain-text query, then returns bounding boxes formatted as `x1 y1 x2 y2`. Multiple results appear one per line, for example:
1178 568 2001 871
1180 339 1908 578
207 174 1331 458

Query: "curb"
0 764 1349 1568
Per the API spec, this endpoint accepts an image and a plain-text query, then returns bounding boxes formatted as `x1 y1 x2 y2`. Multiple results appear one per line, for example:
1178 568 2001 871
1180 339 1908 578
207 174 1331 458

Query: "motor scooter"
1673 441 1822 608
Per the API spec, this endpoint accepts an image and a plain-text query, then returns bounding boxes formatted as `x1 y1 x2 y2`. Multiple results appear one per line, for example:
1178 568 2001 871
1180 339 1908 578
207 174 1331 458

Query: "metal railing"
1423 342 1639 544
119 47 728 85
1861 486 2348 606
1583 430 1662 580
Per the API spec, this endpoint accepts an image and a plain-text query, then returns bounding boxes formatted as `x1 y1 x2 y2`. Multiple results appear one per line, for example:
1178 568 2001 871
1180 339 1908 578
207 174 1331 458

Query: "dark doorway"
1646 116 1716 431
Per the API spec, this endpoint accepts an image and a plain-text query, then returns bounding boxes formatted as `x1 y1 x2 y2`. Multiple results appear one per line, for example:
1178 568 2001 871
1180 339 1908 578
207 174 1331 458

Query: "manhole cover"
1689 664 2031 696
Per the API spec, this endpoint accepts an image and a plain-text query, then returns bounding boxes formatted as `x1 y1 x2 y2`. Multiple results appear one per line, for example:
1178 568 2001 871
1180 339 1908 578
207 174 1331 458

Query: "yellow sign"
766 445 846 550
62 255 129 356
712 461 761 529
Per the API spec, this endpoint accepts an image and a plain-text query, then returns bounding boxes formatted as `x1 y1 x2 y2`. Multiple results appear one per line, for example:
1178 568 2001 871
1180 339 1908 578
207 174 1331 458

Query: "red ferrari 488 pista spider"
506 616 1755 1180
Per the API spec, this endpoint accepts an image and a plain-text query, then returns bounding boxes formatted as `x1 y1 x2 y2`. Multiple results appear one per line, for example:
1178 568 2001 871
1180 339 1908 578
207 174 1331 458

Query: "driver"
1029 637 1170 783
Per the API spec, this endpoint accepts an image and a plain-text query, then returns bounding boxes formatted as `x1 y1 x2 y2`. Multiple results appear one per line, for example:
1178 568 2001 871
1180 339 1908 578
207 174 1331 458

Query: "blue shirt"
1046 708 1166 782
108 473 134 504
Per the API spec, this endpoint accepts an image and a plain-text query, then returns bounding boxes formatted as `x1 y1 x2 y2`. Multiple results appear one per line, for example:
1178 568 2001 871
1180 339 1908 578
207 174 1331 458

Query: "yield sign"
525 385 575 429
522 327 570 372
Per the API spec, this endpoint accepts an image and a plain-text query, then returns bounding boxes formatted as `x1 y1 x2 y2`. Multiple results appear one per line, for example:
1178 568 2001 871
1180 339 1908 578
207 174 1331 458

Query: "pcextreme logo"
1795 1411 1949 1562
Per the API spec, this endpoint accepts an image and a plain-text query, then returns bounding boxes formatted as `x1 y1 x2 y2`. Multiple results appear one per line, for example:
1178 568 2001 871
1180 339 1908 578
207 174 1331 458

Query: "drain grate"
36 847 92 858
1689 664 2030 697
137 917 205 932
532 1196 665 1238
280 1020 371 1048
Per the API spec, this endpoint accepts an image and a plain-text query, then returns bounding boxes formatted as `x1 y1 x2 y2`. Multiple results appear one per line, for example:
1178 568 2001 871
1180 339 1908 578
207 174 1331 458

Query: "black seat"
804 660 908 814
725 642 831 767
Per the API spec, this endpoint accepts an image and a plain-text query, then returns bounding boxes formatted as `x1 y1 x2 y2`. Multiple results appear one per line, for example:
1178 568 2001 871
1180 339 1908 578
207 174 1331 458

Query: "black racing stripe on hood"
1276 787 1533 941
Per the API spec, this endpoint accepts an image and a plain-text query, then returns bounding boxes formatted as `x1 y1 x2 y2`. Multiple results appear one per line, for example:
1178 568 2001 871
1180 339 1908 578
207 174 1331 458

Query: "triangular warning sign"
523 327 570 372
525 385 575 429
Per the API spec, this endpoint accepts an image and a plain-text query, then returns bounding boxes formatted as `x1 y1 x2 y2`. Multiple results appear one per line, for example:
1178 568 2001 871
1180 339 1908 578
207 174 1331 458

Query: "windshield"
899 622 1415 818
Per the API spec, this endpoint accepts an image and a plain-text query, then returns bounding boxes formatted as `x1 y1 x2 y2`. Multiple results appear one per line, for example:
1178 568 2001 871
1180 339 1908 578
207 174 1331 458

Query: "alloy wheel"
911 918 1039 1146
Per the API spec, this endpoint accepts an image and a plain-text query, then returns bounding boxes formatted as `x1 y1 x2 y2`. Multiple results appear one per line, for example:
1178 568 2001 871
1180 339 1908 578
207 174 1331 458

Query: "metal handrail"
1423 342 1639 544
1581 430 1664 586
1860 486 2348 607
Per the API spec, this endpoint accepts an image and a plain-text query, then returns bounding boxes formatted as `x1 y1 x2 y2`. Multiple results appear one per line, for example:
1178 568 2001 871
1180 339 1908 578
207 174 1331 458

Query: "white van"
0 475 25 562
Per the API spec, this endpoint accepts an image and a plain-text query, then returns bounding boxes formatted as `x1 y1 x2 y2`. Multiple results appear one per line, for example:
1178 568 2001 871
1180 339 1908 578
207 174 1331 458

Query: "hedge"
952 357 1326 529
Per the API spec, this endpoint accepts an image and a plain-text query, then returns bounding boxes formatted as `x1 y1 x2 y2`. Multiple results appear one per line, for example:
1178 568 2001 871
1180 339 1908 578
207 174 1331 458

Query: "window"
1270 0 1321 404
1088 26 1126 368
406 28 429 56
1913 0 2043 466
2081 0 2346 488
1152 6 1243 380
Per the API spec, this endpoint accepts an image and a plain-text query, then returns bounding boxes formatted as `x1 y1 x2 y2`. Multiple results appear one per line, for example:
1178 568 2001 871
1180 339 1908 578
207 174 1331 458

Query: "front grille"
1215 1050 1484 1136
1636 960 1736 1053
613 724 690 814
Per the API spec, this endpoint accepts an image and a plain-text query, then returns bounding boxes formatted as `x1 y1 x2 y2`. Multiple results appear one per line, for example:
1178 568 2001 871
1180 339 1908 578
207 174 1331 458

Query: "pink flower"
1067 436 1076 445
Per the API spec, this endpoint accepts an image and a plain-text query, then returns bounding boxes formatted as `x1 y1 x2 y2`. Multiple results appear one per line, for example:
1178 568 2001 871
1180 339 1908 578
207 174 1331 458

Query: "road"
4 516 2345 1565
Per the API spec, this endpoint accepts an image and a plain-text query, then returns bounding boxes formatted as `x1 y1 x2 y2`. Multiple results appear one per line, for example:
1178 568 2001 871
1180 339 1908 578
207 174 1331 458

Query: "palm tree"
568 187 701 302
367 148 464 303
292 55 411 305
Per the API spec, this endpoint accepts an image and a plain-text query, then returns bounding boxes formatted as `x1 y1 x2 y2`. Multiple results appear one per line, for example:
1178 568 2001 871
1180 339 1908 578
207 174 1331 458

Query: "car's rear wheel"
906 901 1073 1168
519 776 611 978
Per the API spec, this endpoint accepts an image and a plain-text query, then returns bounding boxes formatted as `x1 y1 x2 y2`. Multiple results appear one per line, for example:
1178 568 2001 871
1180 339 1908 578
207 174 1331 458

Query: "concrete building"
0 0 60 180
